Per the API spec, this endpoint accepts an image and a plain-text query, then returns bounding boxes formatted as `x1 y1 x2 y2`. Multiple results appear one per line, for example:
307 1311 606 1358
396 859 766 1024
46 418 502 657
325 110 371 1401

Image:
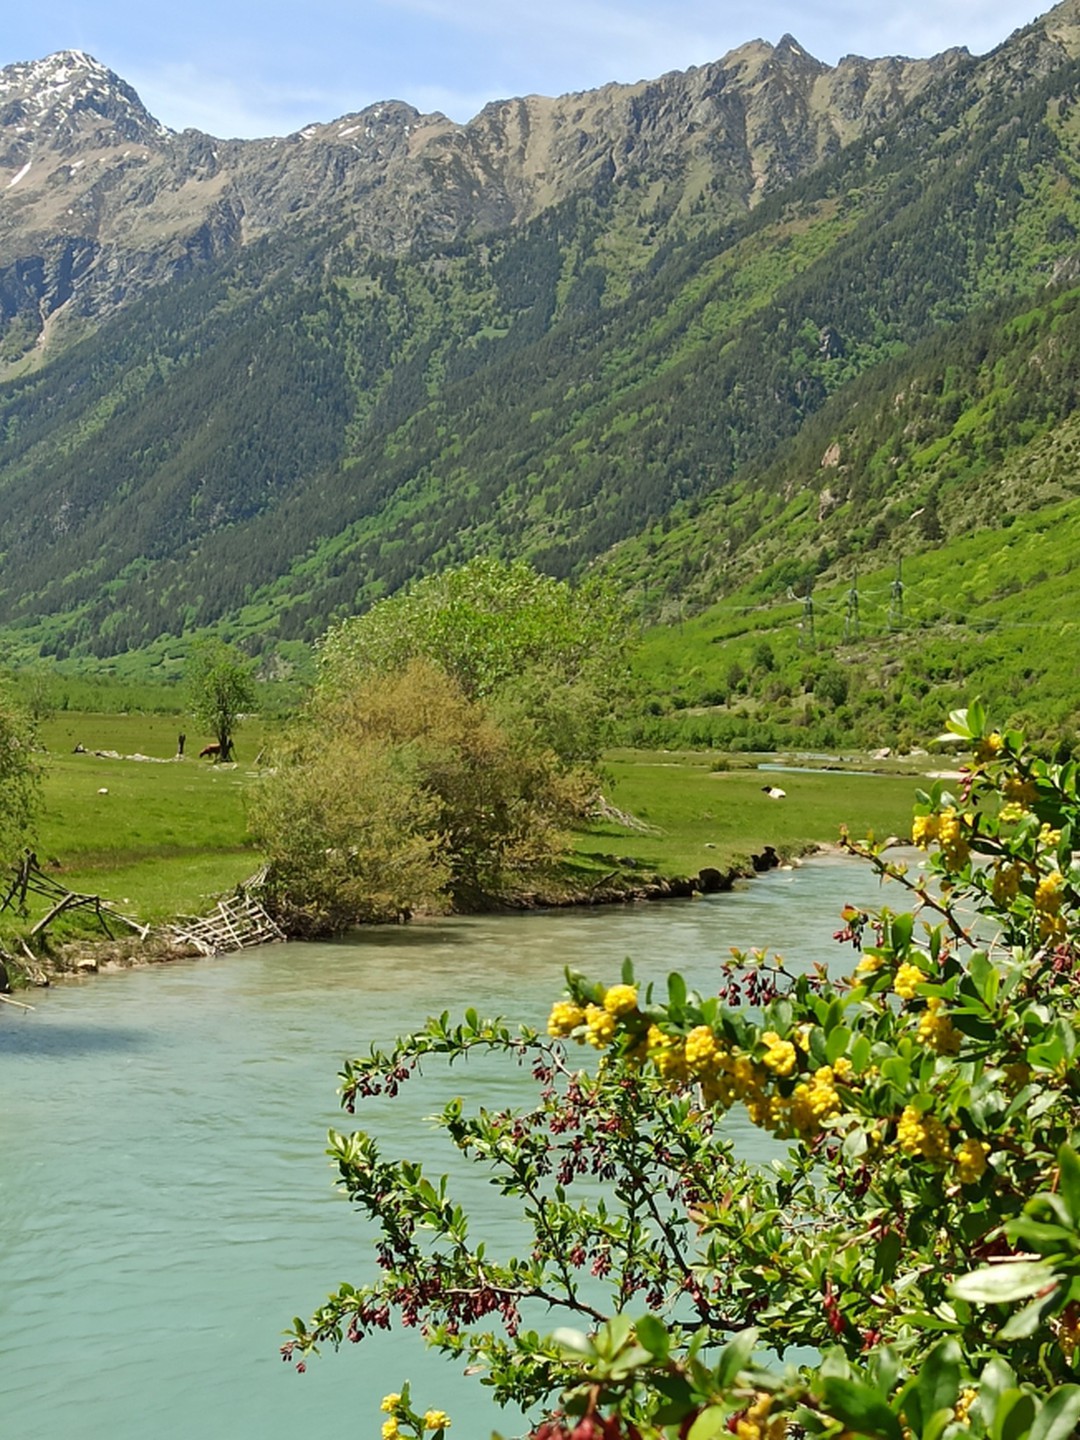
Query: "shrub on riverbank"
287 705 1080 1439
249 659 593 929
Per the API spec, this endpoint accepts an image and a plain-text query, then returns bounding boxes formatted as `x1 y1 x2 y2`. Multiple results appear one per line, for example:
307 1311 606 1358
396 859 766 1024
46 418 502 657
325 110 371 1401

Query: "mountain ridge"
0 33 983 365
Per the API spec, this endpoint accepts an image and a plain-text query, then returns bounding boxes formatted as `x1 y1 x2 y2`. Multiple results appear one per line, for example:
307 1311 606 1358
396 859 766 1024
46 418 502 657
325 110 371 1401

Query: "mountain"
0 40 970 368
1 1 1080 739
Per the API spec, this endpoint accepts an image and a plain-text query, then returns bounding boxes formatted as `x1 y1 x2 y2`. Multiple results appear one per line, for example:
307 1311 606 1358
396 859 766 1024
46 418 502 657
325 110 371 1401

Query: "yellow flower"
954 1137 991 1185
788 1067 842 1137
1040 823 1063 848
547 1000 585 1038
423 1411 452 1430
912 813 940 848
973 732 1003 765
999 801 1029 824
1002 776 1036 805
917 997 961 1055
894 962 925 1000
897 1105 950 1161
991 862 1021 906
855 953 883 974
648 1025 689 1083
685 1024 722 1076
736 1392 787 1440
954 1388 978 1425
602 983 639 1017
1035 870 1065 915
584 1004 616 1048
382 1421 402 1440
381 1395 403 1414
832 1055 854 1082
938 807 970 869
761 1031 797 1077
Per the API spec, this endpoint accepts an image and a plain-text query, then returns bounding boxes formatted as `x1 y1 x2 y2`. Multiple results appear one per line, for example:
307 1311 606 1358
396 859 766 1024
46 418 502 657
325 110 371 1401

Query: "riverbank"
2 718 924 986
3 836 850 990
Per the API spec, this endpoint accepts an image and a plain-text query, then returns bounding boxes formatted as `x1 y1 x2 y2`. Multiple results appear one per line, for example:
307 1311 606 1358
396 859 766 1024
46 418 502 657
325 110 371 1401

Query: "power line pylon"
844 566 860 643
889 557 905 630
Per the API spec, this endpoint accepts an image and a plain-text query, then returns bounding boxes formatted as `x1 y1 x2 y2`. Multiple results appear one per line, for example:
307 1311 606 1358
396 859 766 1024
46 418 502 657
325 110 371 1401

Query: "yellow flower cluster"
937 807 970 869
1002 775 1036 805
423 1411 452 1431
1040 823 1063 848
647 1025 689 1083
381 1398 404 1440
602 983 639 1016
954 1388 978 1426
911 813 939 848
972 732 1003 765
917 998 961 1055
685 1024 722 1076
990 862 1021 906
584 1004 617 1048
998 801 1029 824
894 962 925 1000
897 1105 950 1161
736 1392 788 1440
547 1000 585 1038
761 1031 797 1077
954 1137 991 1185
1035 870 1067 942
856 953 883 975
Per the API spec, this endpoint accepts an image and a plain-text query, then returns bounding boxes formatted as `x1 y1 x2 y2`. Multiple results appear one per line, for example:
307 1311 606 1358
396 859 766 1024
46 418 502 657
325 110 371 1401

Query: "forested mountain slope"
1 2 1080 689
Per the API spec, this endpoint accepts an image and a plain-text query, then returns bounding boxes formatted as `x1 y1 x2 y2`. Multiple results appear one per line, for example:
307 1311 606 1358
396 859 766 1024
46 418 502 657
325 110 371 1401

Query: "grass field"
27 712 269 924
575 752 922 879
6 713 930 939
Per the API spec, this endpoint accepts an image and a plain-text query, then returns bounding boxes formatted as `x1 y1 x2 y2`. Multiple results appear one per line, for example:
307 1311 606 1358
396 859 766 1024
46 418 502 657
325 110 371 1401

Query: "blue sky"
2 2 1052 138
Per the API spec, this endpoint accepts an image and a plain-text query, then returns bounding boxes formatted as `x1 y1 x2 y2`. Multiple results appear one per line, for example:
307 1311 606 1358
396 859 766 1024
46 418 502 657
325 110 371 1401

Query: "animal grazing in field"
199 742 222 760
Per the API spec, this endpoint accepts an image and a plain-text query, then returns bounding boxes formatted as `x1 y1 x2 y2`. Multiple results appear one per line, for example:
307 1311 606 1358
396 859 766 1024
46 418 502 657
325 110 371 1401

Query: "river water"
0 856 902 1440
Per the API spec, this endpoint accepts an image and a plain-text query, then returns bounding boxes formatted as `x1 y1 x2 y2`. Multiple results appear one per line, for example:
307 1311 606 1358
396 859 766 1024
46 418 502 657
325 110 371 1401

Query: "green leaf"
634 1314 670 1361
550 1327 595 1357
912 1340 961 1434
997 1288 1061 1340
818 1376 903 1440
1029 1386 1080 1440
715 1329 758 1389
891 913 914 952
827 1026 852 1064
992 1390 1037 1440
1058 1146 1080 1227
687 1410 731 1440
668 972 688 1011
950 1261 1055 1304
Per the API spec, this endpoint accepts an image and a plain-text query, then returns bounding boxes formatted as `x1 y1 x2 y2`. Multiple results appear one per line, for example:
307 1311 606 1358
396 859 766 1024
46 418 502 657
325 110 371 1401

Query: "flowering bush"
284 705 1080 1439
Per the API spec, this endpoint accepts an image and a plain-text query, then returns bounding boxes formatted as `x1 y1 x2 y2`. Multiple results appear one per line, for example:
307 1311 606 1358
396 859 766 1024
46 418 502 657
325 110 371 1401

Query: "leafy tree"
285 705 1080 1439
0 682 39 874
317 557 633 764
184 639 256 762
249 659 591 930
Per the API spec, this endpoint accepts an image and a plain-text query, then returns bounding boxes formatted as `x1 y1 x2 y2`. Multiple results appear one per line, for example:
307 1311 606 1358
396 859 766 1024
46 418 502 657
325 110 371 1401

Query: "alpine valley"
2 3 1080 749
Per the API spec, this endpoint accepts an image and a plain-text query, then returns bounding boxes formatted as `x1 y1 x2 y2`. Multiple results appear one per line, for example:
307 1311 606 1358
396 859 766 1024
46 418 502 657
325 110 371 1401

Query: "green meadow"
10 710 928 938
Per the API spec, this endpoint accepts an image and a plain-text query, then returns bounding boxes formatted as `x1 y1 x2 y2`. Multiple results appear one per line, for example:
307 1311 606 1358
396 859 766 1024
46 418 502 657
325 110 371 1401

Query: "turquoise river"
0 855 904 1439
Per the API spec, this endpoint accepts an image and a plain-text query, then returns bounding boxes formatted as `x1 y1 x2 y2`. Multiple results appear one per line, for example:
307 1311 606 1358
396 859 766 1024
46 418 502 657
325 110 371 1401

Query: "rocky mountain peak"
0 50 169 167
